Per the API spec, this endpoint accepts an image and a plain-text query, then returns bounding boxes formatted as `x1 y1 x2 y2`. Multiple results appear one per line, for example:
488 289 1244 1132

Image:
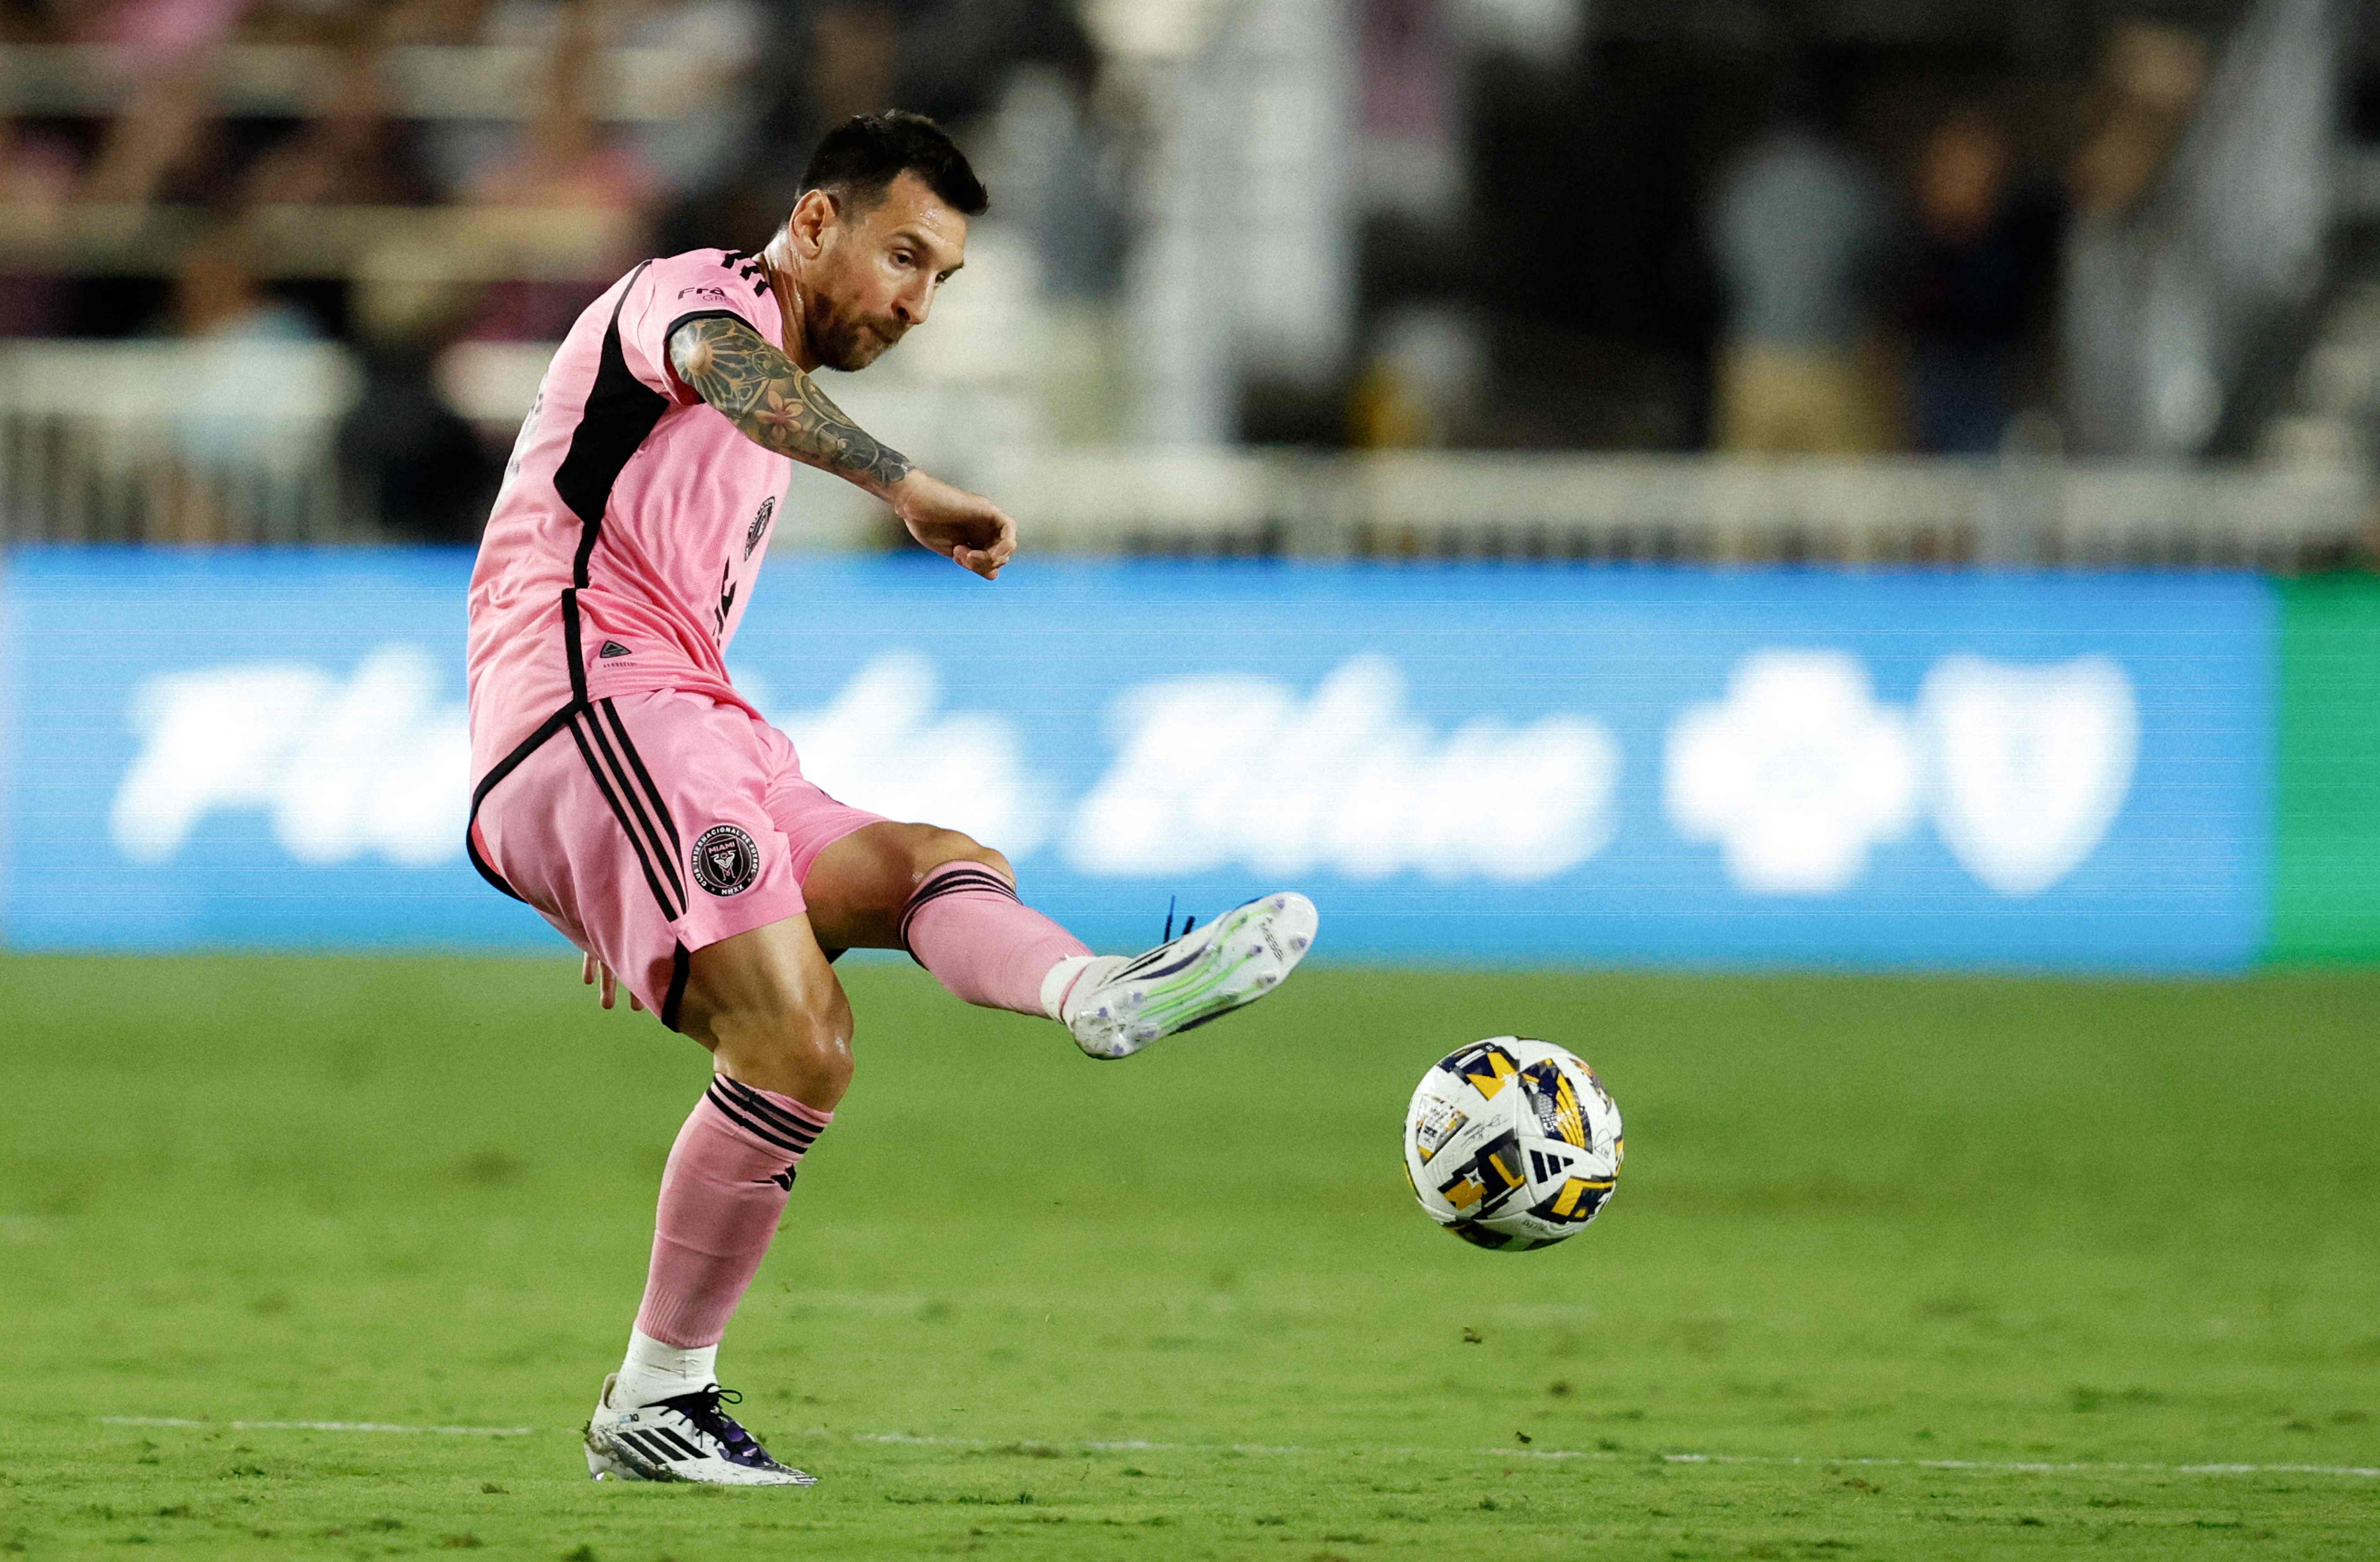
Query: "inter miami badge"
745 495 775 559
691 824 760 897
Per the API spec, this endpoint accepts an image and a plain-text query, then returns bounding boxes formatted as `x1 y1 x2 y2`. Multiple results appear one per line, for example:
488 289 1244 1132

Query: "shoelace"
655 1386 775 1468
1162 896 1198 942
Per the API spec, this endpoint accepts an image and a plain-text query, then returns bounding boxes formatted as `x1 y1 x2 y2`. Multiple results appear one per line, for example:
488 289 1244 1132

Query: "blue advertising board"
0 548 2273 969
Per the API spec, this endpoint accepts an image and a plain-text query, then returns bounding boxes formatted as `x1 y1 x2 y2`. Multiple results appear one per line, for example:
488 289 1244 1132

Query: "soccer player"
463 112 1315 1487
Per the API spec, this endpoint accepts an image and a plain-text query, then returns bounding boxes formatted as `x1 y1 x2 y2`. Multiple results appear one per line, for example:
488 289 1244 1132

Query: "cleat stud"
1289 936 1308 952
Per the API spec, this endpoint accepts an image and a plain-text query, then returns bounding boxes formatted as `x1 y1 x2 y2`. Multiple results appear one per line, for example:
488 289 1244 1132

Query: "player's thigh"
675 913 855 1110
473 692 810 1023
799 820 1013 951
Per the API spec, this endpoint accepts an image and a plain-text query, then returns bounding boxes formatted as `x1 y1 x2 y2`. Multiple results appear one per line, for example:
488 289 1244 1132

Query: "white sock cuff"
1040 954 1097 1021
617 1329 718 1406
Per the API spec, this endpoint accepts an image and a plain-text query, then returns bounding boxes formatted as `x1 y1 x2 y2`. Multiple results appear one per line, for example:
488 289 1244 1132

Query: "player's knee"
910 827 1010 889
717 981 854 1104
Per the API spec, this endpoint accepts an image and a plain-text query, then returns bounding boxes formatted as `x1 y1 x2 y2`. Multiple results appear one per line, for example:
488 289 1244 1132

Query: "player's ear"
789 190 836 257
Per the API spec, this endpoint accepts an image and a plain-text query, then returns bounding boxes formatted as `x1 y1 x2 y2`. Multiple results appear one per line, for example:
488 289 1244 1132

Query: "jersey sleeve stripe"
553 259 667 588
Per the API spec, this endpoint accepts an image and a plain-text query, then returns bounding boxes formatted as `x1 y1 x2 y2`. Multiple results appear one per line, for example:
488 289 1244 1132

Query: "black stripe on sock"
568 712 682 921
918 866 1019 899
713 1075 821 1138
704 1084 816 1158
581 701 684 909
708 1086 820 1152
895 866 1021 949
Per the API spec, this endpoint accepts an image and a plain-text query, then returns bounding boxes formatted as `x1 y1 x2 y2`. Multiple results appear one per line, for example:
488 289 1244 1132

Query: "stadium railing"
0 205 636 283
2 341 2367 568
990 448 2372 569
0 339 357 545
0 42 712 122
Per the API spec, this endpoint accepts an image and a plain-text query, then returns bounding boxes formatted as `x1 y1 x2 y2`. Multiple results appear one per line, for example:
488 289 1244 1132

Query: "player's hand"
581 951 644 1012
891 470 1017 580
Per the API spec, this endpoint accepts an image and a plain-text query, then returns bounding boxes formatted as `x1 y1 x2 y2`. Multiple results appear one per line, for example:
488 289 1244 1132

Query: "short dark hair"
800 111 988 218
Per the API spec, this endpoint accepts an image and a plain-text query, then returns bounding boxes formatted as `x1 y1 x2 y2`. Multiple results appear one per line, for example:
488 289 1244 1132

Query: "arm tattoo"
667 315 914 492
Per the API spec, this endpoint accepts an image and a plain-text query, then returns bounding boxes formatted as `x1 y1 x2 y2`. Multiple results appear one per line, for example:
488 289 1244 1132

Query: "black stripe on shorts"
567 712 682 922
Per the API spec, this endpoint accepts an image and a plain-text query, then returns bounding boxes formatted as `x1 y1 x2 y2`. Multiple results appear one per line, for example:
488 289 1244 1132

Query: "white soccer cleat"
584 1374 816 1486
1064 892 1317 1060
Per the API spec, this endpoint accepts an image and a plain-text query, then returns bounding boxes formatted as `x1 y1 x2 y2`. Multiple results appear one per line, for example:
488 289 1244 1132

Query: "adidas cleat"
584 1374 816 1486
1065 892 1316 1060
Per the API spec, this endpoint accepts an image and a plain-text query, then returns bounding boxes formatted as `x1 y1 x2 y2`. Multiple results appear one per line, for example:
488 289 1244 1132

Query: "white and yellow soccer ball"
1403 1037 1624 1252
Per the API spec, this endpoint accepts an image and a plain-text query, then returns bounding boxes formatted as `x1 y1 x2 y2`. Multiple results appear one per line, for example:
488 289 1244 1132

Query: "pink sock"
900 862 1091 1017
633 1076 832 1349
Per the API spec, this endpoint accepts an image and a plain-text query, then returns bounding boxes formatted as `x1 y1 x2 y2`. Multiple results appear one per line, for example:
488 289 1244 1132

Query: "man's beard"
810 299 903 372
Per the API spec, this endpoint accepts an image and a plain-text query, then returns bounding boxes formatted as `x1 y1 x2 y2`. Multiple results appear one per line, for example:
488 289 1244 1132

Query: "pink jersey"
466 249 794 782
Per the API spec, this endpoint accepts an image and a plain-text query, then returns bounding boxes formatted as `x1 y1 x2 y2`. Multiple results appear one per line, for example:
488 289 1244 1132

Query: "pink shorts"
468 690 887 1026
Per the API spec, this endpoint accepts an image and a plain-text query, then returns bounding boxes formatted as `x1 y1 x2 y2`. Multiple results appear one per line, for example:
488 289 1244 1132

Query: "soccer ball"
1402 1036 1624 1252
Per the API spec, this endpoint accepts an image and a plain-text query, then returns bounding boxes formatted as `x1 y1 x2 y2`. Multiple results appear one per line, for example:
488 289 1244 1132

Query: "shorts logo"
691 824 760 897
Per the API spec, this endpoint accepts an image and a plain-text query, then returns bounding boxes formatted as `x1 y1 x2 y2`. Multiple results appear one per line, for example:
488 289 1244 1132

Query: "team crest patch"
745 495 775 558
691 824 760 897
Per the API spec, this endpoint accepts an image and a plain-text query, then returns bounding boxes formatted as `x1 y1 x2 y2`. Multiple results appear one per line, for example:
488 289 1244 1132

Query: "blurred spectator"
2070 21 2209 219
468 1 652 211
159 227 323 540
76 0 252 204
1707 96 1897 455
339 251 499 543
381 0 494 45
1350 305 1486 448
0 116 81 335
621 0 764 200
239 23 437 206
0 116 80 208
812 4 896 130
463 0 654 340
1898 108 2064 455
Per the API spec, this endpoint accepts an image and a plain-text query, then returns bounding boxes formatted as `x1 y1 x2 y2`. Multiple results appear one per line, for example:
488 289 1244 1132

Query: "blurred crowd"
1 0 2363 549
0 0 1109 537
1704 22 2208 460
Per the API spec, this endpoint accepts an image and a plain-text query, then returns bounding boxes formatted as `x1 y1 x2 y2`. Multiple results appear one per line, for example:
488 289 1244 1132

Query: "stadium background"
3 1 2378 1558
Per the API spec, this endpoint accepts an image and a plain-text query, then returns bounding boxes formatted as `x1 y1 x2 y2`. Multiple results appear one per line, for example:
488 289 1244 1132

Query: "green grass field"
2 955 2376 1560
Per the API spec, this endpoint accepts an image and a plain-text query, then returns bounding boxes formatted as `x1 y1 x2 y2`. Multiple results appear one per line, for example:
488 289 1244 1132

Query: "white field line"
94 1417 2379 1480
98 1416 535 1437
850 1431 2380 1481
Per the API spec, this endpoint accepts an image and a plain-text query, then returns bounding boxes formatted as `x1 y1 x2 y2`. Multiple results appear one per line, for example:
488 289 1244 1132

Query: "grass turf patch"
1 956 2375 1559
